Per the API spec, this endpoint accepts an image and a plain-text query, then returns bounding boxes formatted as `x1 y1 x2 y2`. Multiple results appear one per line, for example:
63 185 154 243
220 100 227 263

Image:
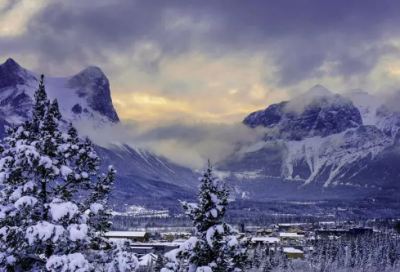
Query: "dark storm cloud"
17 0 210 68
204 0 400 85
3 0 400 85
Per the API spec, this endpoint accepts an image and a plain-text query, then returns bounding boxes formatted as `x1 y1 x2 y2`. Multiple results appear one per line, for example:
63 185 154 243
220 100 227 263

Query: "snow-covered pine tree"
276 244 288 271
87 166 115 232
0 74 68 270
252 244 262 269
0 75 134 271
170 162 249 272
105 242 139 272
270 242 280 269
261 255 273 272
154 253 167 272
147 258 154 272
85 164 139 271
85 165 116 251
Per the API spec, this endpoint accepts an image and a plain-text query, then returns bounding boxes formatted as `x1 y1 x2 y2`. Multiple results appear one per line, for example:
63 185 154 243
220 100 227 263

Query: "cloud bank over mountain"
74 120 266 168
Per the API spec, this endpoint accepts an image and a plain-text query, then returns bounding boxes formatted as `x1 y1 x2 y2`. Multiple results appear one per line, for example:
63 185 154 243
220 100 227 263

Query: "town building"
251 237 280 246
103 231 149 242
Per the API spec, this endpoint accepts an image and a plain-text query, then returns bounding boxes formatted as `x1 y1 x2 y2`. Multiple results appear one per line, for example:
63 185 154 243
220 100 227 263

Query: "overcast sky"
2 0 400 123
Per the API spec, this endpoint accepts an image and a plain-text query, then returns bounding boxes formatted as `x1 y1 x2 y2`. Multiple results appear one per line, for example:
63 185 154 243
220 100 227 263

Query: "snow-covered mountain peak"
0 58 34 78
236 83 400 195
244 89 362 140
67 65 119 123
305 84 333 96
0 58 119 127
76 66 106 80
69 65 108 88
2 58 21 70
0 58 36 89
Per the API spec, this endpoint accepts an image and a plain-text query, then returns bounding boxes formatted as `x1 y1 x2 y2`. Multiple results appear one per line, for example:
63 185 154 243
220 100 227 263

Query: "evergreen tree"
154 253 167 272
105 243 139 272
0 75 136 271
147 258 154 272
252 244 262 269
164 162 249 272
276 244 287 271
85 165 116 251
304 232 400 272
262 256 273 272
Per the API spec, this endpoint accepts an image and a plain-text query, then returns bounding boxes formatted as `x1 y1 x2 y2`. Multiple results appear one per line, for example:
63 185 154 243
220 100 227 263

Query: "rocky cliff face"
67 66 119 123
0 59 36 120
0 58 120 126
223 85 400 201
244 92 362 140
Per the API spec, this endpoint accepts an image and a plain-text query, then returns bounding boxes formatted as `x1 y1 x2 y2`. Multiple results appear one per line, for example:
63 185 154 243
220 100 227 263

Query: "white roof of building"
279 233 305 238
283 247 304 254
131 246 154 249
278 223 306 226
161 232 191 235
172 239 189 244
108 238 128 241
130 242 181 247
251 237 280 243
133 247 154 249
104 231 147 237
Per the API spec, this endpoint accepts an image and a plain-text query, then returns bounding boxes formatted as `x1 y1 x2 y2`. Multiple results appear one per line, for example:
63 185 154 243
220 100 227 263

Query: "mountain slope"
95 144 198 209
220 85 400 201
0 59 198 209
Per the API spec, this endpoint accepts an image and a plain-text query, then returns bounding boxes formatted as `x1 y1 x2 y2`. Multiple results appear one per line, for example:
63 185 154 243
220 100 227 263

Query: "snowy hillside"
283 126 392 186
346 89 382 126
217 85 400 201
346 89 400 138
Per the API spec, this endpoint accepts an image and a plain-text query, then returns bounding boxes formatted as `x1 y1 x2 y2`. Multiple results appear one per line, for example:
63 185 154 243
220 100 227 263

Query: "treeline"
245 232 400 272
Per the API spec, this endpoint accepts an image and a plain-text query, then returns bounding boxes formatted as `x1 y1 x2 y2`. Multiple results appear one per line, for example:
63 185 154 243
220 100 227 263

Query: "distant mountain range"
1 58 399 211
220 84 400 202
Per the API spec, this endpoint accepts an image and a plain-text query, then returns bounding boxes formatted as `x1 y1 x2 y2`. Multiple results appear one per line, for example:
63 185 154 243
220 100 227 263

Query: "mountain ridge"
1 58 400 210
0 58 200 209
243 91 362 140
232 85 400 200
